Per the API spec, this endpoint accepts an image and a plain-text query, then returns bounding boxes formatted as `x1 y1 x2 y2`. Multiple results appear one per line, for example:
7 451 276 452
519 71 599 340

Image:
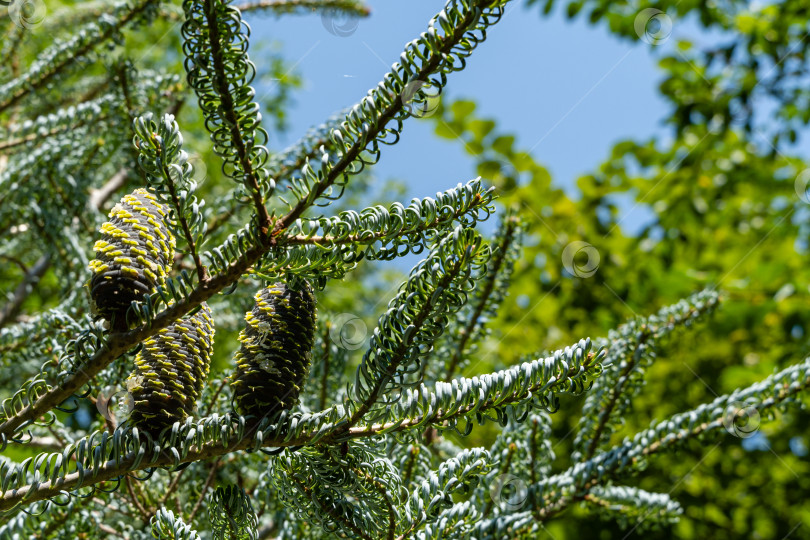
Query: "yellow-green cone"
126 303 215 435
88 188 176 329
231 280 316 418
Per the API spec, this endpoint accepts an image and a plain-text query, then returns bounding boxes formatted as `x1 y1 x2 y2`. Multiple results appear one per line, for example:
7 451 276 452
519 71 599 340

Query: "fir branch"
399 444 422 489
444 213 521 379
271 0 508 227
344 227 490 430
284 178 493 251
0 335 600 512
0 0 159 114
0 338 600 515
133 113 208 281
0 119 106 153
182 0 273 231
398 448 491 539
267 106 351 183
351 466 397 540
208 484 258 539
0 0 508 485
348 341 603 438
574 290 721 462
582 486 682 531
42 2 184 33
527 354 810 523
480 442 515 519
292 473 373 540
150 507 201 540
271 441 400 538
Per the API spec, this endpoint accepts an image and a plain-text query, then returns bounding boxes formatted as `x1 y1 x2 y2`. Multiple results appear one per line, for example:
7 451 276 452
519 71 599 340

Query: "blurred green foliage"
428 0 810 537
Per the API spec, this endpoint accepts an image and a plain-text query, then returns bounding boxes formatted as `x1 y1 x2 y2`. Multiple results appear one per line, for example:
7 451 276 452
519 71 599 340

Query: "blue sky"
244 1 676 231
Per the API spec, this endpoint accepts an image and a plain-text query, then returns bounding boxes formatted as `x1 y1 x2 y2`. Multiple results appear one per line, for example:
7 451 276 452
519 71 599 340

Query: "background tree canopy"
0 0 809 538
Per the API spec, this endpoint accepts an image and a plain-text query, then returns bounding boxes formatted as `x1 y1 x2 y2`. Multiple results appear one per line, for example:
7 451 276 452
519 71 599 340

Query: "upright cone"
126 303 215 435
231 279 316 418
88 188 175 329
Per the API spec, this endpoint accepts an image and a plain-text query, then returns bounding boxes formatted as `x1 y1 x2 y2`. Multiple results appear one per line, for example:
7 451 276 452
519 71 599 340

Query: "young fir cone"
231 280 316 418
126 303 215 435
88 188 176 330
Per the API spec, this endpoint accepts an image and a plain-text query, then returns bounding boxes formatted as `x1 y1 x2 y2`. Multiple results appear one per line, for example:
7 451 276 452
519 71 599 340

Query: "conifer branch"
528 355 810 523
0 336 595 510
0 0 158 114
445 214 520 379
573 290 720 462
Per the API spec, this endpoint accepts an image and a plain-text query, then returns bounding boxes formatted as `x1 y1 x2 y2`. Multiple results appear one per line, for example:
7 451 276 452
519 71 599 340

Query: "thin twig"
0 255 50 330
160 159 208 282
581 305 707 462
97 522 126 538
125 475 152 522
341 256 467 432
188 457 222 521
